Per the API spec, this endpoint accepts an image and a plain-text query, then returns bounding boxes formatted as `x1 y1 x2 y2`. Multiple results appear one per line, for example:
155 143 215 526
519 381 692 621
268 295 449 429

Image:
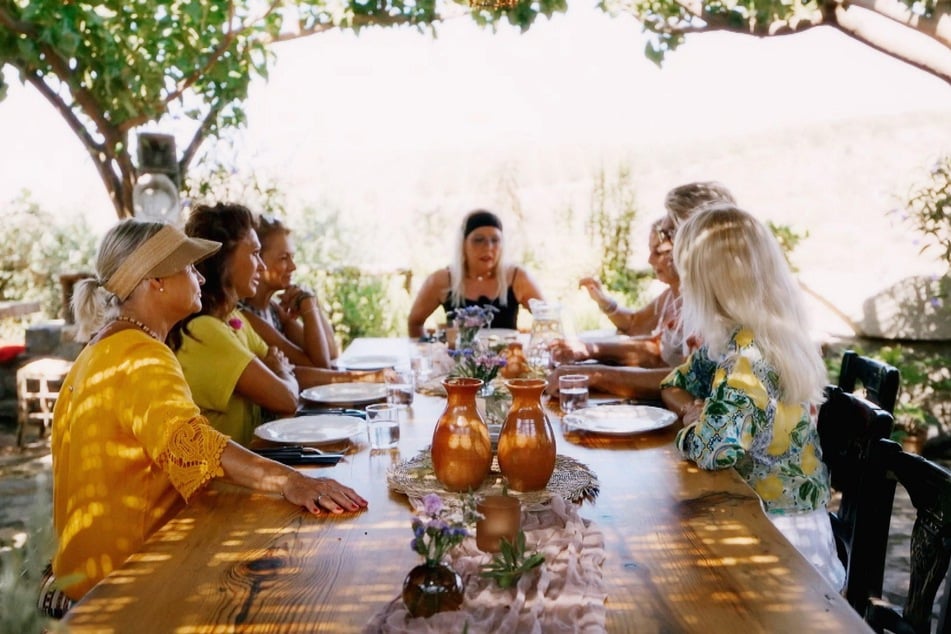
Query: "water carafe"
526 299 563 371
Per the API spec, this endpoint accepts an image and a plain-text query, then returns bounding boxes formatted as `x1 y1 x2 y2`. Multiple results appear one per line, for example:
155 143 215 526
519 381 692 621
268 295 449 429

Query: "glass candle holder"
476 495 521 553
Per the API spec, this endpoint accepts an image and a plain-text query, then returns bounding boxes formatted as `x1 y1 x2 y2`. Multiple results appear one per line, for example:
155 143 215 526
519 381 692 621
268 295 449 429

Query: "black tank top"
442 269 521 330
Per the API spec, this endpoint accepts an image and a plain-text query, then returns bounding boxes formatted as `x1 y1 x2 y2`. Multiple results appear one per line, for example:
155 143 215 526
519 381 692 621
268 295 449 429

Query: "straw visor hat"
104 223 221 301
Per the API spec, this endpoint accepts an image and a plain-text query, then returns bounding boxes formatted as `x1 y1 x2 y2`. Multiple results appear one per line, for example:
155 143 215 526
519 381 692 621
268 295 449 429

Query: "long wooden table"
62 338 870 632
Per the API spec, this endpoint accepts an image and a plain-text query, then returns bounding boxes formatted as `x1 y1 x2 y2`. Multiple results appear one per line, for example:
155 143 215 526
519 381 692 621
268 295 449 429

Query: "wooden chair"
838 349 901 414
16 357 72 446
817 385 895 610
859 439 951 633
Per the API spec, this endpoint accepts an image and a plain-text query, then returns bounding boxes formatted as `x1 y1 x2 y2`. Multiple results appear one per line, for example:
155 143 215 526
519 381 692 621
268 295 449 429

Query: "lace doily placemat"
363 495 607 633
387 449 599 508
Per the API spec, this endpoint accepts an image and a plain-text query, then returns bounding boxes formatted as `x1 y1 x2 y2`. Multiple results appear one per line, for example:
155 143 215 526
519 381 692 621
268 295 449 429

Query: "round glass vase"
402 561 465 618
497 378 556 492
431 377 492 492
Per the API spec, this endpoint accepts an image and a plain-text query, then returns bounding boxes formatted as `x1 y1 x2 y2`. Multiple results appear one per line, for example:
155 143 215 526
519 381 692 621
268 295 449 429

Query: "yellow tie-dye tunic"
661 327 830 514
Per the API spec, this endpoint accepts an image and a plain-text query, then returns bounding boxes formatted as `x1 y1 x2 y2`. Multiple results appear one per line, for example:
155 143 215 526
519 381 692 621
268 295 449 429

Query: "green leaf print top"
661 327 831 514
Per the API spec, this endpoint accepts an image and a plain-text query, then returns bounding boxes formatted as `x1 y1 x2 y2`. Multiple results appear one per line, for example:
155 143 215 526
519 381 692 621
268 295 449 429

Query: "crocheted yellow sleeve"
156 416 229 502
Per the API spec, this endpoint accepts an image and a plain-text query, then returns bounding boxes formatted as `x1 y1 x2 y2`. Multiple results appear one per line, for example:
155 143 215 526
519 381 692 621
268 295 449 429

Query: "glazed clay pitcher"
497 378 556 492
432 377 492 492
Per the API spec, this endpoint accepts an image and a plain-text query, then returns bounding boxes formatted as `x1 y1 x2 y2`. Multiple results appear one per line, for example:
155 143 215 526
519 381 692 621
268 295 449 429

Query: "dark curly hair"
168 202 256 350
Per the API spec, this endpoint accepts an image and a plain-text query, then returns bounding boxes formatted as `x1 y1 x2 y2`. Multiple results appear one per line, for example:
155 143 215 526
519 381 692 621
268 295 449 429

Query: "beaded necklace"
115 315 162 341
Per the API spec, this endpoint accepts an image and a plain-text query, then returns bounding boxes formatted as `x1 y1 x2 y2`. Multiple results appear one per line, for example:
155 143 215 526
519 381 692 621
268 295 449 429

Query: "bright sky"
2 2 950 231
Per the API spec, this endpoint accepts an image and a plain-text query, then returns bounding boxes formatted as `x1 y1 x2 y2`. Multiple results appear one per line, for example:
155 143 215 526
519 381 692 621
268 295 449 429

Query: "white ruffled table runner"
363 496 606 633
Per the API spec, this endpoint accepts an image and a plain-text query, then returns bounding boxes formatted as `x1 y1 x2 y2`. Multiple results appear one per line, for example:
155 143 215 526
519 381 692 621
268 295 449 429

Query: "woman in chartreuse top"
50 220 366 613
660 204 845 591
171 203 375 445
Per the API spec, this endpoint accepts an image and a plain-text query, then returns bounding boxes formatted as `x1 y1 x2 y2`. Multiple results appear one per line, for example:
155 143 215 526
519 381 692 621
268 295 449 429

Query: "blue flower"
410 494 472 566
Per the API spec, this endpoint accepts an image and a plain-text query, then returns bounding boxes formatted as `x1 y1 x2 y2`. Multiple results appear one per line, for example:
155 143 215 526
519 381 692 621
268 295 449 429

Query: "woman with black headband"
407 209 545 337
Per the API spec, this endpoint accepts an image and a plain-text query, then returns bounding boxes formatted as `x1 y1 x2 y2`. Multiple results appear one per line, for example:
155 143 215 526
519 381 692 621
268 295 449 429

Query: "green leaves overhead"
0 0 571 218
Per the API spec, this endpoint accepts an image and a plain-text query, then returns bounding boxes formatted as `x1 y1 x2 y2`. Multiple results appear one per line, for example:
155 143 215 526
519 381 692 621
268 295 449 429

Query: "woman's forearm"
297 300 334 368
587 366 668 400
220 441 296 494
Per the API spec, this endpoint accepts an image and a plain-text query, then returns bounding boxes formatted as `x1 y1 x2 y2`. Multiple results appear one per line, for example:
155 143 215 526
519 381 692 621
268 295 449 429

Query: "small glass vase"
402 562 465 618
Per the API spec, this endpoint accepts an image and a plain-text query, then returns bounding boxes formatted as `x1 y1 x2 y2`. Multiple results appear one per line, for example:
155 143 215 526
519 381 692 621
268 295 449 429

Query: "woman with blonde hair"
660 204 843 590
407 209 544 337
49 220 366 612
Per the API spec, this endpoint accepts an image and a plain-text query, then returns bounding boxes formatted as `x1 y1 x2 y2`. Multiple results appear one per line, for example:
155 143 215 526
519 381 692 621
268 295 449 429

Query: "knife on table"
295 407 367 419
252 445 345 466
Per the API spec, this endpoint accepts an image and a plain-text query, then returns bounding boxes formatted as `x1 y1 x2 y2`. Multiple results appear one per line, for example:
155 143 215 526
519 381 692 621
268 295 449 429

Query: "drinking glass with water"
559 374 589 413
365 403 399 449
384 367 415 407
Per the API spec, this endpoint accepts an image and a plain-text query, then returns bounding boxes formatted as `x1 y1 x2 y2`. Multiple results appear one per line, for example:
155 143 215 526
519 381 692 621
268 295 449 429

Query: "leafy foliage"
586 165 650 308
0 0 569 219
901 154 951 269
479 529 545 588
313 267 408 348
0 193 97 323
767 221 808 272
0 476 59 634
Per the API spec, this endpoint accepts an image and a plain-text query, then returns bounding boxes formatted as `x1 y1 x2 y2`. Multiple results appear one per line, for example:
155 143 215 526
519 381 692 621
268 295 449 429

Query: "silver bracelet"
602 299 619 315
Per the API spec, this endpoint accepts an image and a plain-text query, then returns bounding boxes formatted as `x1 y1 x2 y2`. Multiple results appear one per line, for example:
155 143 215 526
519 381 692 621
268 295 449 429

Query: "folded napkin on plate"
363 496 606 633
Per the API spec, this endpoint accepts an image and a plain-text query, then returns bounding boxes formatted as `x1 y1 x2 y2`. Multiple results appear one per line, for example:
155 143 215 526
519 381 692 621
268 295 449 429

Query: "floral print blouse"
661 327 831 515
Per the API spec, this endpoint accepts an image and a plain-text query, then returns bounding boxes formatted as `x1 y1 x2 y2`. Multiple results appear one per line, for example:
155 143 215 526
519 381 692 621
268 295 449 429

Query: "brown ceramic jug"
497 378 556 492
431 377 492 492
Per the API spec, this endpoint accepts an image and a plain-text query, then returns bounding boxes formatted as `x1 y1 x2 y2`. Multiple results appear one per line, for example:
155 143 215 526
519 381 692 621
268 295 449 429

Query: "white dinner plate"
562 405 677 435
300 382 387 405
336 355 400 371
477 328 519 340
576 329 626 343
254 414 365 444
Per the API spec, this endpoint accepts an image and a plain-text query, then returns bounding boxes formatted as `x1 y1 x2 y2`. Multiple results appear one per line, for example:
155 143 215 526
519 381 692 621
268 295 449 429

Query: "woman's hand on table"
282 471 368 514
544 365 590 397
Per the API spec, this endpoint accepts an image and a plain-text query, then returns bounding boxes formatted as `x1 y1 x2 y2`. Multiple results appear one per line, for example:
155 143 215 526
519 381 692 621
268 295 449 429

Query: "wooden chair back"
817 386 895 610
861 439 951 634
838 350 901 414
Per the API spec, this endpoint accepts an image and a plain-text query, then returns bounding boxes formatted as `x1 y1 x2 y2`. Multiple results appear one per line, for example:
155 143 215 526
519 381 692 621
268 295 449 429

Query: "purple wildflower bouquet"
411 494 472 566
449 305 506 384
451 305 498 348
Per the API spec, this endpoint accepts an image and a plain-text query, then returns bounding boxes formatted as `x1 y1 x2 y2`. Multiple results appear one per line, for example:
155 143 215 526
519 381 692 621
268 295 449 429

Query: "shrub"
0 193 97 329
586 166 650 308
901 154 951 269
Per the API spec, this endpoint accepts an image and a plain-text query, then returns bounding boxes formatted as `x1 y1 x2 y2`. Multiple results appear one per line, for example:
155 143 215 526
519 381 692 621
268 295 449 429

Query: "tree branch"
16 66 128 217
846 0 951 48
178 103 223 175
268 13 426 43
833 1 951 83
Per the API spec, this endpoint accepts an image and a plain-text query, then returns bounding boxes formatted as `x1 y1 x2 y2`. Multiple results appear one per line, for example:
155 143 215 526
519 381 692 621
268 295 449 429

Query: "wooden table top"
62 339 870 633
